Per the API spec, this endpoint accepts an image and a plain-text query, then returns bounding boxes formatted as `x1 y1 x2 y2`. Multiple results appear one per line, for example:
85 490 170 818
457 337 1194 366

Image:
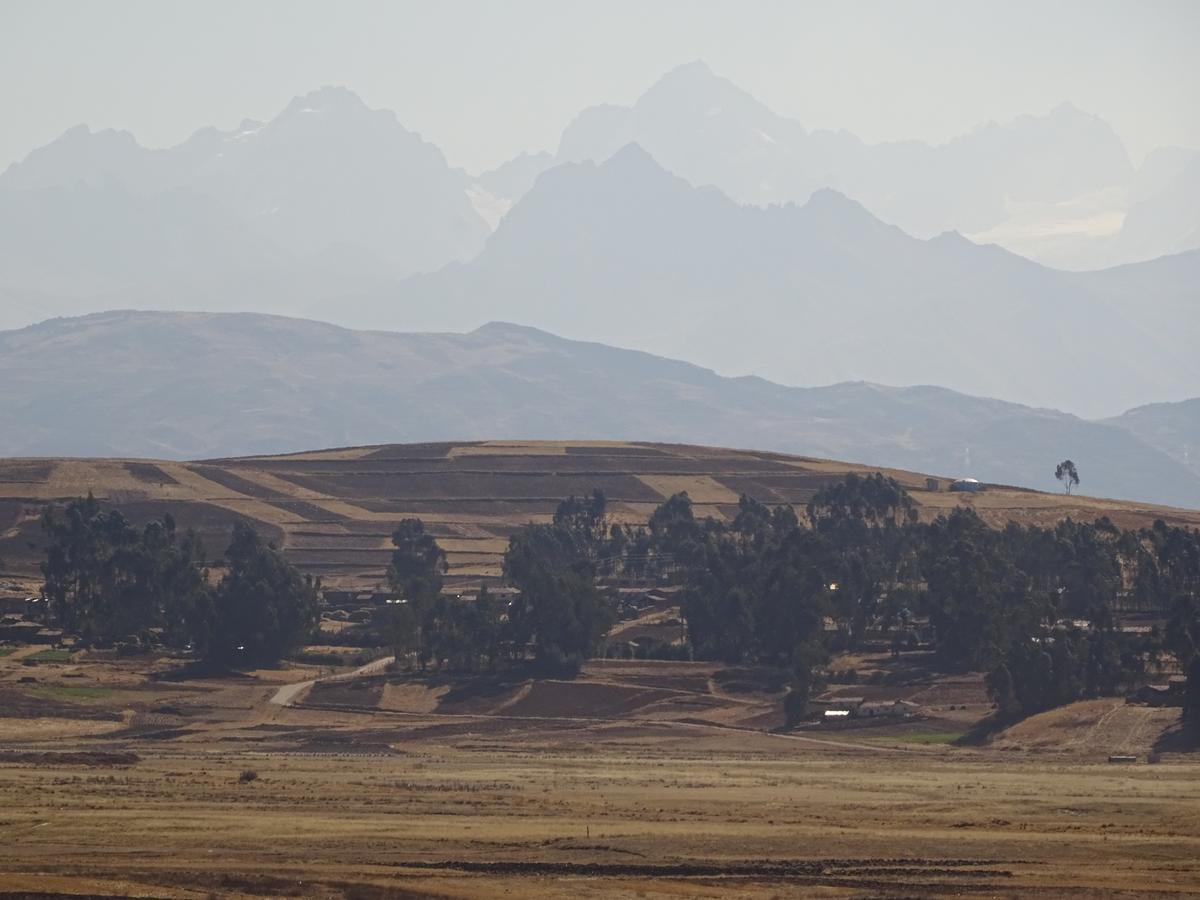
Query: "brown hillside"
991 698 1182 759
2 440 1198 591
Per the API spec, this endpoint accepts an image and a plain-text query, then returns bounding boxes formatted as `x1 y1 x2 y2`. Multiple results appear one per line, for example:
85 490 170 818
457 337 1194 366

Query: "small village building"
858 699 919 718
950 478 983 493
812 696 865 716
1118 624 1155 636
0 597 29 615
813 696 920 720
0 616 45 643
1054 618 1093 632
320 590 356 608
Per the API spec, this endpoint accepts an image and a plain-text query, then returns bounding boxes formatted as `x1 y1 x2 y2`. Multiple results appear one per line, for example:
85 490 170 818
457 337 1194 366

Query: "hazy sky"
3 0 1198 174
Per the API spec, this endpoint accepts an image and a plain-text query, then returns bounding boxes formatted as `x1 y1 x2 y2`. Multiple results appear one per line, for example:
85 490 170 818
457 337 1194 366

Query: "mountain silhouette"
0 86 489 279
355 146 1200 418
2 310 1196 509
476 61 1170 268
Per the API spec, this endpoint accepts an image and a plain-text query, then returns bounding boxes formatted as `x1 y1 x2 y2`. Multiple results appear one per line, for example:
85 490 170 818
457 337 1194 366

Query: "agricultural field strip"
288 663 907 754
7 452 1191 525
634 474 742 504
292 695 926 753
201 468 522 542
154 464 312 528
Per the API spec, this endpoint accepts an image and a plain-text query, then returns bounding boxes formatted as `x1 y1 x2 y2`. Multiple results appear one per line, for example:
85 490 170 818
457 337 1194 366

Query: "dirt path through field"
269 654 394 707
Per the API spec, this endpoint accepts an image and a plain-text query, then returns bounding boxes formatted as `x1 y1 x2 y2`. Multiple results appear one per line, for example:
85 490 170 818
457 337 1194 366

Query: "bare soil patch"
0 749 139 766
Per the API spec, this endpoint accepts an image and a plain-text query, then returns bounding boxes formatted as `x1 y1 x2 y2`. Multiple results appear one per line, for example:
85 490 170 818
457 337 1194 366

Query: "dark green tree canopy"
208 521 320 666
41 494 211 647
40 498 318 668
503 513 614 675
387 518 447 604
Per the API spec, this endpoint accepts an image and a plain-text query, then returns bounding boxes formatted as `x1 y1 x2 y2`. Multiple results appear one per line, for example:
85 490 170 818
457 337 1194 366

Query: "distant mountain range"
0 86 488 291
1 310 1197 510
2 67 1196 325
486 62 1200 271
1113 149 1200 264
1 71 1196 426
1109 398 1200 484
559 64 1131 249
351 145 1200 419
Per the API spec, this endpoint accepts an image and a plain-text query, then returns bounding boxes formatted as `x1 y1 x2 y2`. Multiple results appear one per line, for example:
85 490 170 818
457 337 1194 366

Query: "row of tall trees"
379 474 1200 724
640 475 1200 723
383 492 616 675
40 495 318 666
46 474 1193 725
383 518 507 670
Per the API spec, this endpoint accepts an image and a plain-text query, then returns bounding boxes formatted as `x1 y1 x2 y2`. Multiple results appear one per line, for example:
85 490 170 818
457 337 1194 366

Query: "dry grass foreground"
3 440 1198 592
0 647 1198 898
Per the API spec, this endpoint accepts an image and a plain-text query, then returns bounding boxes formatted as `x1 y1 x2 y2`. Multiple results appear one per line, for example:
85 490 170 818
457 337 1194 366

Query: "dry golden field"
0 647 1197 898
4 440 1198 593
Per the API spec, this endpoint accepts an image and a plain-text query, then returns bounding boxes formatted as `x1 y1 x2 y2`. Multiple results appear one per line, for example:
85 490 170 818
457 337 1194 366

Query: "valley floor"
0 650 1197 898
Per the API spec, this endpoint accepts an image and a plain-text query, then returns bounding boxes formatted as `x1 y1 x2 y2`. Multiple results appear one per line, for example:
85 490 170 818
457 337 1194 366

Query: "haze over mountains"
362 145 1200 418
0 63 1196 486
559 65 1130 258
494 62 1200 271
4 85 1198 418
1110 398 1200 484
0 86 487 314
2 310 1197 510
2 63 1196 307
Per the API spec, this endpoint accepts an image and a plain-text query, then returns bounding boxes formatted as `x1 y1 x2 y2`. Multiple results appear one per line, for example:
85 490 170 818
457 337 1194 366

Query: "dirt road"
268 654 394 706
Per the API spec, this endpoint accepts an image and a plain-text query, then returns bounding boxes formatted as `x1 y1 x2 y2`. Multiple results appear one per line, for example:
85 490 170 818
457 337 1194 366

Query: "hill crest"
2 309 1197 509
3 439 1198 596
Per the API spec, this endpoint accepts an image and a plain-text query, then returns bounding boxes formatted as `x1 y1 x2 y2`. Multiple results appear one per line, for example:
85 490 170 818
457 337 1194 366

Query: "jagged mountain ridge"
353 145 1200 419
486 61 1197 269
0 86 490 283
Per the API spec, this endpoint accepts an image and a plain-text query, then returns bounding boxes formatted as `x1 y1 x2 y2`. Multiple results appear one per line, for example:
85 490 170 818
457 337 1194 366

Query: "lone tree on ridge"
1055 459 1080 495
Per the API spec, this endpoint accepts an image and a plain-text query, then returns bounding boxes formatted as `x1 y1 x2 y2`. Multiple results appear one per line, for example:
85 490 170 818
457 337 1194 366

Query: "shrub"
238 769 258 783
784 685 810 726
533 645 584 678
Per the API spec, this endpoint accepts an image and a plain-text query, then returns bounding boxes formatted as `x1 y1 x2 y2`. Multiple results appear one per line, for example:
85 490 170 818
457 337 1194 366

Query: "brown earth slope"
3 440 1198 592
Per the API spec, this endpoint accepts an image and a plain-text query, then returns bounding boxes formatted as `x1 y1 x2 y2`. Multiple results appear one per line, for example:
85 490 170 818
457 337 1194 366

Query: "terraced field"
3 439 1199 592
